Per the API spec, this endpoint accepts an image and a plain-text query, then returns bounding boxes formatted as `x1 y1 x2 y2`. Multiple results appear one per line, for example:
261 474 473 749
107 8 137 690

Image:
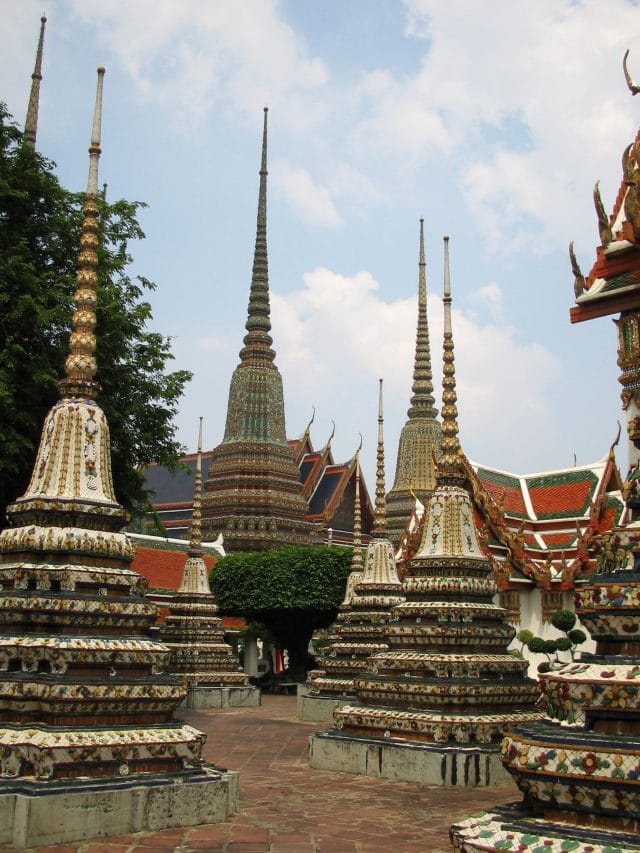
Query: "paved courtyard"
6 695 519 852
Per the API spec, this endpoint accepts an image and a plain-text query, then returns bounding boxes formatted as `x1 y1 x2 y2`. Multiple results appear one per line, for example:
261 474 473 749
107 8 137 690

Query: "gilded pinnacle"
408 218 437 420
351 451 363 572
60 68 105 400
190 417 204 555
240 107 275 366
373 378 387 535
439 236 465 483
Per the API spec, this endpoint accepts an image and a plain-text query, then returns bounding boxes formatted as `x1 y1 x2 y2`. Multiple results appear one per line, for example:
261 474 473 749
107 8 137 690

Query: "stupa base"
450 804 640 852
309 730 513 787
0 765 239 848
181 685 260 709
297 690 352 723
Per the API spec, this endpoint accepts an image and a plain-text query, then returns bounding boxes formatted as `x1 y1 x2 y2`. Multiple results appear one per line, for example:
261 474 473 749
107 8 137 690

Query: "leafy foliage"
211 546 353 680
521 608 589 670
0 103 191 526
550 609 576 633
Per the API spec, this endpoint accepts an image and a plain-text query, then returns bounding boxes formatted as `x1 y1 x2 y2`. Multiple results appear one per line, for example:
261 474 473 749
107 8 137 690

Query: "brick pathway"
8 696 520 852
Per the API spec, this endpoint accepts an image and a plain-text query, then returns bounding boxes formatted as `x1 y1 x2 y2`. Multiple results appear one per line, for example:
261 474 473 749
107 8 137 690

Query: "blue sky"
3 0 639 492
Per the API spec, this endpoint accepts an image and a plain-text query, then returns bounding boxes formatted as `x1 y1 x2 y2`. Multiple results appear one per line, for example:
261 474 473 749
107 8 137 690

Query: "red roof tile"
133 547 216 591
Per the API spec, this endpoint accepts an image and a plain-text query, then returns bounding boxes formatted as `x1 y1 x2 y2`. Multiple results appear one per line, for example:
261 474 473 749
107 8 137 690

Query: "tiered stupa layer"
335 484 543 744
386 220 441 545
333 237 542 750
309 538 404 698
202 109 315 552
0 394 206 780
159 554 249 688
451 532 640 851
0 71 217 793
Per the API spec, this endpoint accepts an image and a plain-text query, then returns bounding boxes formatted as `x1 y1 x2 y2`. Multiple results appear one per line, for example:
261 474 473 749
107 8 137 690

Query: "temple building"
310 238 543 786
158 420 258 708
451 52 640 853
145 421 374 548
300 382 405 722
0 66 236 847
201 109 318 552
386 219 442 546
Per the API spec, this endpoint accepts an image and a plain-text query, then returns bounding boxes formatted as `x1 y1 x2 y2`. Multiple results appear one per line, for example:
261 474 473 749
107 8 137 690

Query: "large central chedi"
202 109 316 552
0 69 236 847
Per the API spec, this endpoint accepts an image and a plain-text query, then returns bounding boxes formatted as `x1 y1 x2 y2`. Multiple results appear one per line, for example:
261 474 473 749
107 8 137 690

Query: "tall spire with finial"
202 109 314 551
438 235 464 484
373 378 387 536
59 67 105 400
23 15 46 149
386 219 442 545
239 107 275 367
408 219 437 419
323 233 541 760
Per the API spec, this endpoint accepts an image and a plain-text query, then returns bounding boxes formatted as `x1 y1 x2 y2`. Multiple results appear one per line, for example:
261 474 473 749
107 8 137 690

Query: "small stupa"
202 108 317 552
310 237 542 786
300 384 404 722
386 219 442 546
0 68 237 847
159 419 259 708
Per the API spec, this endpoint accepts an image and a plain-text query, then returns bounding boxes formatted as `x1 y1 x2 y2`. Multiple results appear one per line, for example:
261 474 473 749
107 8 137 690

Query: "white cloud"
360 0 640 252
271 160 343 228
67 0 330 130
271 266 560 483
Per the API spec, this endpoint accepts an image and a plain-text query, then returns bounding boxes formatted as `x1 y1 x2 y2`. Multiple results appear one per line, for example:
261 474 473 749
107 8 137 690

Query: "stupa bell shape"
202 109 316 552
331 238 542 750
386 219 441 545
0 69 235 843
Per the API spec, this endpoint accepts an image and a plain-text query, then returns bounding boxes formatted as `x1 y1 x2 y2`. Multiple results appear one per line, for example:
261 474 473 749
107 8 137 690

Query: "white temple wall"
501 586 596 677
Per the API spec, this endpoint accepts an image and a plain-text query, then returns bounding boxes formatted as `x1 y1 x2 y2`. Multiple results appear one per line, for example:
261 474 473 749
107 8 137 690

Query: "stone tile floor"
7 695 520 852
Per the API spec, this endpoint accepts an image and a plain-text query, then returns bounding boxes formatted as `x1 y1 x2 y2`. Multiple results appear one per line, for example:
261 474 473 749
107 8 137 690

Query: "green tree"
210 546 353 681
0 103 191 526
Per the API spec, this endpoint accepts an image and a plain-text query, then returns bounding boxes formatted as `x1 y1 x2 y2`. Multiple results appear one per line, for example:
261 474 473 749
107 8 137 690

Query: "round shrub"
516 629 534 645
555 637 573 652
550 609 576 632
568 629 587 646
527 637 546 653
542 639 559 655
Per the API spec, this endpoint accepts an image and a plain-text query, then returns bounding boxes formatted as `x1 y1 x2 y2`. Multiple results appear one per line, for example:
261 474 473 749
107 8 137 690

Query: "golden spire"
373 378 387 535
351 443 363 572
190 417 204 555
23 15 46 149
60 67 105 400
408 218 437 419
439 236 465 484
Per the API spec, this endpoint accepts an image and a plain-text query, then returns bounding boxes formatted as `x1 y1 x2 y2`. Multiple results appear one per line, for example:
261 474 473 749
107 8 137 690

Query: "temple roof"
570 124 640 323
144 430 374 543
397 450 625 589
